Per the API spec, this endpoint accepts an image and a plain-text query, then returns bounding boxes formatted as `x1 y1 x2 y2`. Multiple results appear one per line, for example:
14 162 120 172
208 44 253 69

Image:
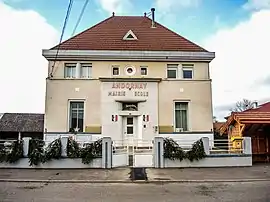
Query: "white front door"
123 116 135 137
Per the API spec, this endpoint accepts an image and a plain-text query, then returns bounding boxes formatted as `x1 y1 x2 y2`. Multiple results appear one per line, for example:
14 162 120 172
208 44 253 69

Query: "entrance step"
129 167 148 181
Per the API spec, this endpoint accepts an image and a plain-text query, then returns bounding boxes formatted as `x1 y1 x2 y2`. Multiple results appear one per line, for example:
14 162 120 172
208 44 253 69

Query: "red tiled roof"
220 111 270 134
213 122 225 131
244 102 270 113
52 16 207 52
234 112 270 120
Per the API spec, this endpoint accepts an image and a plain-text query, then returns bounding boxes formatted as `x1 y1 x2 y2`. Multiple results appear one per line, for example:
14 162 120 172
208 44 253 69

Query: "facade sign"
108 82 149 97
112 82 147 90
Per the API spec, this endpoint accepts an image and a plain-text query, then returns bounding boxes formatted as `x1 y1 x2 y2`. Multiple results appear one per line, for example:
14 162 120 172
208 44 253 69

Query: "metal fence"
210 139 243 154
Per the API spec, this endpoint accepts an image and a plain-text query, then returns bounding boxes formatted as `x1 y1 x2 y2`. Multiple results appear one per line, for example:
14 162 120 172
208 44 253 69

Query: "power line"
50 0 74 77
71 0 90 37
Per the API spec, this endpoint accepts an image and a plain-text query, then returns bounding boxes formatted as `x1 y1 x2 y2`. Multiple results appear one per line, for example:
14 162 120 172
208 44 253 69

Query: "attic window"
123 30 138 40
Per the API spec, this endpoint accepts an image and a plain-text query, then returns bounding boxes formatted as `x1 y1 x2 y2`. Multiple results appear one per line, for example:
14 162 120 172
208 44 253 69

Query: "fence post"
102 137 112 169
154 137 164 168
60 137 68 157
201 137 210 155
243 137 252 155
22 137 31 157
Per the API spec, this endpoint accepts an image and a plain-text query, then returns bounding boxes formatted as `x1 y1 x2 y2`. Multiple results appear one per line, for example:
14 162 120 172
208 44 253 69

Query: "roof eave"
42 49 215 62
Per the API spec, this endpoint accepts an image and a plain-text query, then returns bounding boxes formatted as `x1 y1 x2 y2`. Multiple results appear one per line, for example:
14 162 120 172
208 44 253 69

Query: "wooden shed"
220 102 270 163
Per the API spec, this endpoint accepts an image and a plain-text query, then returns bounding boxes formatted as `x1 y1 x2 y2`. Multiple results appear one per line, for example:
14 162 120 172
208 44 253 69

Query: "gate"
112 140 129 167
112 138 154 167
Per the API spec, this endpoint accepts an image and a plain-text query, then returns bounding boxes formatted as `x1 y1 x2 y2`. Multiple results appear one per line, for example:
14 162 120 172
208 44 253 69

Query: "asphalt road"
0 181 270 202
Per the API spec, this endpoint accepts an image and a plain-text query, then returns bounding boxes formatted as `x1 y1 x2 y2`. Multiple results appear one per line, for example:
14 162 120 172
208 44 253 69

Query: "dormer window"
123 30 138 40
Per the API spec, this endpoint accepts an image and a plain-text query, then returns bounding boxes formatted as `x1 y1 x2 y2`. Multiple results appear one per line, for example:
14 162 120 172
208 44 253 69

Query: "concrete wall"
153 137 252 168
44 79 101 132
0 158 102 169
44 133 102 142
134 154 153 167
48 61 210 80
158 80 213 132
45 80 213 134
164 155 252 168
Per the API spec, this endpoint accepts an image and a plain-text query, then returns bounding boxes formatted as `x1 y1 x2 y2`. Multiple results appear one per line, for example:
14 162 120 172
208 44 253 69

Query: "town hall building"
42 8 215 143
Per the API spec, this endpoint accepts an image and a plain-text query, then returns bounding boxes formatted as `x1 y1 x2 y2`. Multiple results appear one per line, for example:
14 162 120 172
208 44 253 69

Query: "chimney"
253 101 258 108
151 8 156 28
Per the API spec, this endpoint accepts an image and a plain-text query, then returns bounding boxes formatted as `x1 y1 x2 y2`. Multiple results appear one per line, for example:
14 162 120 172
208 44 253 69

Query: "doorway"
122 116 137 166
123 116 136 138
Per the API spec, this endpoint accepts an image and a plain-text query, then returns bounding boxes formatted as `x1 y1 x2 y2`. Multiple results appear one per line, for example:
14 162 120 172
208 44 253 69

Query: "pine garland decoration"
67 137 80 158
164 138 185 161
185 139 206 162
44 138 62 161
80 139 102 164
163 138 206 162
5 140 24 163
28 139 45 166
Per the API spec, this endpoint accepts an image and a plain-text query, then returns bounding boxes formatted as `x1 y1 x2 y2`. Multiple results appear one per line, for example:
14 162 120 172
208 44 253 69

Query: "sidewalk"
0 165 269 183
147 165 270 182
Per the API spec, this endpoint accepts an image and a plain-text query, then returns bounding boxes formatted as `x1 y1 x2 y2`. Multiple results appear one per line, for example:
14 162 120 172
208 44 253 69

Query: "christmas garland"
67 138 102 164
28 138 62 166
28 139 45 166
164 138 206 162
67 137 80 158
0 140 23 163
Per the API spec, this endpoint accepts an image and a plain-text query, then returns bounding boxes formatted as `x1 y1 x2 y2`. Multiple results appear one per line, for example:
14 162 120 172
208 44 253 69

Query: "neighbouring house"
0 113 44 140
213 121 225 134
42 9 215 144
220 102 270 163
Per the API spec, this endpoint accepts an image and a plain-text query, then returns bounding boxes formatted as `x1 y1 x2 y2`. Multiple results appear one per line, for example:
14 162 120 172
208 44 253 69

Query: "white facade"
101 80 158 142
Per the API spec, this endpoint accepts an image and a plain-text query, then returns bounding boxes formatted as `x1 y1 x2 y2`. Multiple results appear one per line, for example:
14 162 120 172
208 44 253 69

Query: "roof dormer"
123 30 138 40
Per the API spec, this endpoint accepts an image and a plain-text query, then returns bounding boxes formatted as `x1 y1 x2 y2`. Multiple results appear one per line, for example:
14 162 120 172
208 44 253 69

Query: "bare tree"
230 99 255 112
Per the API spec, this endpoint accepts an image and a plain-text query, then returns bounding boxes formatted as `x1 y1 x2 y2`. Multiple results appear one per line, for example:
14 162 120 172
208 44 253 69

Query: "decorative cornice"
42 50 215 62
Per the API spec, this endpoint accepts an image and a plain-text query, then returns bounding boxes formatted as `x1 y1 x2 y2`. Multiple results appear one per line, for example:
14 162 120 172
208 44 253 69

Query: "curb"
0 179 270 183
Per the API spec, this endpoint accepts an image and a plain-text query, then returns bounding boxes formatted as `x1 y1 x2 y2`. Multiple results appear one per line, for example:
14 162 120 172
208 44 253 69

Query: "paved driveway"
1 181 270 202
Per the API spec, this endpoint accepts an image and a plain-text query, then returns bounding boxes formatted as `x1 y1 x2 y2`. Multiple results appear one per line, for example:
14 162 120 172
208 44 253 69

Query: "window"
112 66 119 76
126 117 134 135
167 64 178 78
69 101 84 132
64 63 76 78
140 66 148 75
182 64 193 79
175 102 188 131
125 65 136 76
80 63 92 78
123 30 138 40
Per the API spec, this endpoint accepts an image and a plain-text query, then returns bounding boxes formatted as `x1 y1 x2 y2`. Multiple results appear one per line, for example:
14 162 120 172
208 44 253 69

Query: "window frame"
112 65 120 76
182 64 194 79
80 63 92 78
173 101 189 132
167 64 178 79
68 100 85 132
64 63 76 78
140 66 148 76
